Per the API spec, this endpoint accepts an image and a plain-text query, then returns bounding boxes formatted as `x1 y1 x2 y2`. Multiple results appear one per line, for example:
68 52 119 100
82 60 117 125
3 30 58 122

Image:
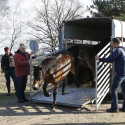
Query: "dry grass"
0 65 30 100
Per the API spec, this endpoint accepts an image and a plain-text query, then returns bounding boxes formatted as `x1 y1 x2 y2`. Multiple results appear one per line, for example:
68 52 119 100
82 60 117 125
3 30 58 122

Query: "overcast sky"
8 0 93 18
0 0 93 54
80 0 93 6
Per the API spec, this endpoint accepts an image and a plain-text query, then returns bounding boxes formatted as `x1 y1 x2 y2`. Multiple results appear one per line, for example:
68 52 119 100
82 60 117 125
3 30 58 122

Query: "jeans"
16 76 27 101
5 68 16 93
110 73 125 110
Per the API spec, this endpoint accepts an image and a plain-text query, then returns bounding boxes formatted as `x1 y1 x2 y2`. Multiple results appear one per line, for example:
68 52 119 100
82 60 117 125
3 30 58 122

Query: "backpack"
9 56 15 68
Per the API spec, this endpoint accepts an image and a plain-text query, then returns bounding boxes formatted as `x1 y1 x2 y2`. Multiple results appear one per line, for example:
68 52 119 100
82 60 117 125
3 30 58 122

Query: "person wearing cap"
95 38 125 112
14 44 31 103
1 47 16 96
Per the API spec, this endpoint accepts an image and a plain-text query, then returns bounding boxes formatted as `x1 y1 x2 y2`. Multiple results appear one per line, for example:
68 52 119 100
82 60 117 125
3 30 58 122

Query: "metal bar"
99 48 110 58
32 49 61 62
96 87 109 109
97 63 110 75
97 74 110 90
30 56 33 97
97 69 110 84
97 64 105 74
97 65 110 79
97 84 109 104
97 79 110 98
95 59 98 111
31 44 65 60
80 98 96 108
97 83 109 101
120 20 123 46
99 45 109 56
95 41 111 110
31 43 64 58
98 43 110 56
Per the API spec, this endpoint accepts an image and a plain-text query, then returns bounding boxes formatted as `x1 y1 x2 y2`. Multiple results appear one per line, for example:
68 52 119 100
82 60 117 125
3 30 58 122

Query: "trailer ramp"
30 85 95 108
30 44 96 108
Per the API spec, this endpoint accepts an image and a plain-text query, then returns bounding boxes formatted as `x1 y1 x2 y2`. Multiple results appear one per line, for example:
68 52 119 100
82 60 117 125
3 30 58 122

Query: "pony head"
32 66 44 90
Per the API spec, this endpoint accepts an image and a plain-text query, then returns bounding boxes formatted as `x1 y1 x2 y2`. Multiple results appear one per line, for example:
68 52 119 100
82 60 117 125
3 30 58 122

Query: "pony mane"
39 50 74 76
40 57 59 75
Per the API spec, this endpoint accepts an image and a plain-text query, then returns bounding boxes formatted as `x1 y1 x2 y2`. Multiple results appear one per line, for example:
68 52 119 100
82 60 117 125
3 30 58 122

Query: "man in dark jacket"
14 44 31 103
95 38 125 112
1 47 16 96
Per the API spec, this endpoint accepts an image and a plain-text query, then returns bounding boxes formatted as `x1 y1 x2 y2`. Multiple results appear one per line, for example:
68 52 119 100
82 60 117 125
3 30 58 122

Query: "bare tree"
0 0 9 17
0 0 9 31
0 0 9 51
0 0 25 52
9 15 22 51
28 0 86 47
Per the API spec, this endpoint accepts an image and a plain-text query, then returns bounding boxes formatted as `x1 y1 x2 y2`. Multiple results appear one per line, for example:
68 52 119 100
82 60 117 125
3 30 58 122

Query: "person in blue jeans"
95 38 125 113
1 47 16 96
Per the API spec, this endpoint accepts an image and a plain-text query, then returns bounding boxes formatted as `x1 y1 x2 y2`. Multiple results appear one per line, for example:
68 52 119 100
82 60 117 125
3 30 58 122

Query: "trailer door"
95 42 112 110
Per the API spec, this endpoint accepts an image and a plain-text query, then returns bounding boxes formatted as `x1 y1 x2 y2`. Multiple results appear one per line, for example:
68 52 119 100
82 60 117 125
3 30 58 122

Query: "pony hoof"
48 93 51 97
44 93 51 97
52 104 55 109
52 106 55 110
52 105 58 110
62 91 66 95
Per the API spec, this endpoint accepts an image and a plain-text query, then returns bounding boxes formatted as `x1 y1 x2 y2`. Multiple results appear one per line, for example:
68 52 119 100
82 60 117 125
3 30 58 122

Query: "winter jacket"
100 47 125 76
14 49 30 77
1 53 14 71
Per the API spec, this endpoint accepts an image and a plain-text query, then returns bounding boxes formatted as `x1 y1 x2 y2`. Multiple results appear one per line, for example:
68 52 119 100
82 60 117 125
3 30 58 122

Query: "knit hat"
4 47 10 52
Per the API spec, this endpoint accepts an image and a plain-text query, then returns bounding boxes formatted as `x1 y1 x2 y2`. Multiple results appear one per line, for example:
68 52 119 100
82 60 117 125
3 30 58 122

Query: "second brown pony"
32 50 77 108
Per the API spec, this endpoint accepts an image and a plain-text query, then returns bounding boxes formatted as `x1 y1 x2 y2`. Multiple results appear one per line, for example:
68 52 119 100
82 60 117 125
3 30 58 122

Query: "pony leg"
71 62 80 88
52 83 59 108
88 69 95 87
91 74 95 87
62 79 66 95
43 82 51 97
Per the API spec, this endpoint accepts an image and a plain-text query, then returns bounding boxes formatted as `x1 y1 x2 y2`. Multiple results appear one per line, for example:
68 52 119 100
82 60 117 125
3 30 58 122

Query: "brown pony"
32 50 77 108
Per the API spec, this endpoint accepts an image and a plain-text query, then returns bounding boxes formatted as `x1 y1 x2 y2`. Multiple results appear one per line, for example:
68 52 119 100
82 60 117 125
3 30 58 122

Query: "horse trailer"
30 17 125 110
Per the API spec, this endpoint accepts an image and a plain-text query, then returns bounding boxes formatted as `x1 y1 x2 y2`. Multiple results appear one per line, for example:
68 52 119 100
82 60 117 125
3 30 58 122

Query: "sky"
8 0 93 18
82 0 93 17
1 0 124 55
7 0 93 24
0 0 93 54
80 0 93 6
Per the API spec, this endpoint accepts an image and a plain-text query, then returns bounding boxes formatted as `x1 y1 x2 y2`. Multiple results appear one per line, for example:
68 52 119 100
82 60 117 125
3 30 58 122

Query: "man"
14 44 31 103
95 38 125 112
1 47 16 96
